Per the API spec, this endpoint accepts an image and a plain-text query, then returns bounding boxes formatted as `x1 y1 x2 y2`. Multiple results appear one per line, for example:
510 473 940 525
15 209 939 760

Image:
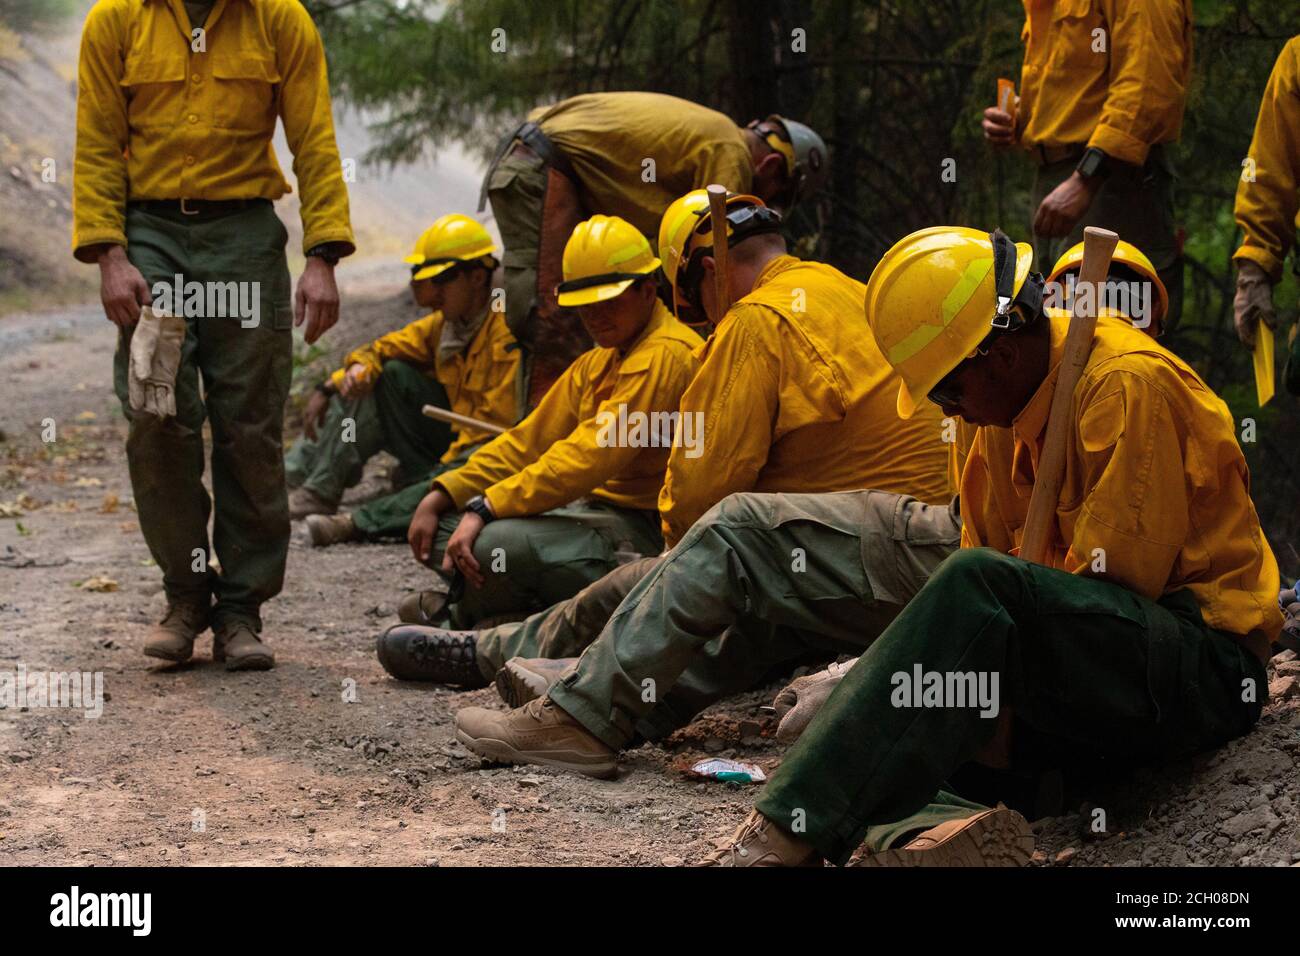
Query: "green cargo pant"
284 359 453 505
114 200 293 630
754 547 1268 865
547 490 961 747
446 498 662 630
348 442 482 539
486 145 590 405
1031 144 1183 331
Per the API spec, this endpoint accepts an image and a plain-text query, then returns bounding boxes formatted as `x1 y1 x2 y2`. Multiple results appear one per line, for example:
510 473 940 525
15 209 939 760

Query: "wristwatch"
306 243 343 266
465 495 496 524
1075 146 1109 181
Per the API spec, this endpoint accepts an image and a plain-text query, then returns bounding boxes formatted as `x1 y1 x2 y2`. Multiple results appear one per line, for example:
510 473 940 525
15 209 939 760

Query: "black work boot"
375 624 487 687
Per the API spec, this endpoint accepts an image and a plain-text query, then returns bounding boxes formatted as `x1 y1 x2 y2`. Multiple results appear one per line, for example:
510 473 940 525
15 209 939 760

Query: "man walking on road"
73 0 355 670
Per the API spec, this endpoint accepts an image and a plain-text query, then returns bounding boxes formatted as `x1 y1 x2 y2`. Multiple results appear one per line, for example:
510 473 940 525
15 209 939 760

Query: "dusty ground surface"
1 266 1299 868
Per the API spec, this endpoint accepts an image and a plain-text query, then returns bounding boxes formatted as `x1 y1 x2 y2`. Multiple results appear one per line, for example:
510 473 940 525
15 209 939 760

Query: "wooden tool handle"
1019 225 1119 566
421 404 508 435
706 184 732 318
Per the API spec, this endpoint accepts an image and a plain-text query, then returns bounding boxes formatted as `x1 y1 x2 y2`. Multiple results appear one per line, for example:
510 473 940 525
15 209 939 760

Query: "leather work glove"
1234 261 1277 349
773 657 859 744
128 305 186 418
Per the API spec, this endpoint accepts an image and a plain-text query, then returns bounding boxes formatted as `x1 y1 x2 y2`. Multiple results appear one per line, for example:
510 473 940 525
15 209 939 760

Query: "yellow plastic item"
1254 323 1275 407
404 215 497 281
555 215 660 307
863 226 1033 418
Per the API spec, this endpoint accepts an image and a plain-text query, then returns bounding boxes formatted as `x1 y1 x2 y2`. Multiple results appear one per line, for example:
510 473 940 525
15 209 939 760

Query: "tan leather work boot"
142 602 210 662
698 810 822 867
397 588 448 625
455 697 617 779
213 621 276 671
288 486 337 520
494 657 578 707
306 512 357 547
856 806 1033 867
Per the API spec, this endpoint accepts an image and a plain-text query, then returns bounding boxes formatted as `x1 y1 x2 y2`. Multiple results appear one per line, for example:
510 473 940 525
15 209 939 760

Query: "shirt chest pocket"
209 51 281 130
120 52 188 127
1049 0 1106 74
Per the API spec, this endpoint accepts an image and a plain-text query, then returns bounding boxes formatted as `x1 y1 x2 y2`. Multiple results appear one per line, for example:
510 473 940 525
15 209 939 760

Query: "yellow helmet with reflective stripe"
1048 238 1168 333
864 226 1037 419
657 189 781 318
555 215 660 307
404 214 497 281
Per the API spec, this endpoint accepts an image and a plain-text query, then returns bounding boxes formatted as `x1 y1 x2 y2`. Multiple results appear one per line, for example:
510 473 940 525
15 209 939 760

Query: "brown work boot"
288 486 337 520
213 621 276 671
142 602 210 662
856 806 1033 867
455 696 617 779
494 656 578 707
306 512 357 547
397 588 448 625
698 810 822 867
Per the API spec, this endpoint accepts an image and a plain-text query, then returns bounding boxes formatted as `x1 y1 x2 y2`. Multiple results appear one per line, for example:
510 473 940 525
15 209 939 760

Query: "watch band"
465 495 496 523
1075 146 1109 180
306 243 341 266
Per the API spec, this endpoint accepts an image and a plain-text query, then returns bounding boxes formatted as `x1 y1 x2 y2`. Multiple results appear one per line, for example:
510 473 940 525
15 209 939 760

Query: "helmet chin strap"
987 228 1043 331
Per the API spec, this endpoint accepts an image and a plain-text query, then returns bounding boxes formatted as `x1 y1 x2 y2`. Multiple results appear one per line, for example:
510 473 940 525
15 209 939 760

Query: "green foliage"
0 0 82 32
311 0 1300 571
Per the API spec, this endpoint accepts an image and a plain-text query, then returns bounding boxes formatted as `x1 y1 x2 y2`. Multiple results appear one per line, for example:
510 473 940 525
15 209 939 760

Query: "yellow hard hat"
657 189 781 318
555 215 660 307
1047 239 1168 331
404 214 497 281
864 226 1038 419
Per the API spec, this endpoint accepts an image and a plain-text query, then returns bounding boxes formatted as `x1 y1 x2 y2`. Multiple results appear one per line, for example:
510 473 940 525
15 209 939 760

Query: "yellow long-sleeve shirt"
1015 0 1192 167
959 311 1282 663
1233 36 1300 283
73 0 354 259
436 303 703 519
328 310 518 464
658 255 952 548
529 93 753 239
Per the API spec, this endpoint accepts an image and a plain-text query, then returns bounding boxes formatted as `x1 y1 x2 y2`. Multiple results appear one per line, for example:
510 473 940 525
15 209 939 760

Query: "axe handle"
1019 225 1119 566
421 404 508 435
706 184 733 317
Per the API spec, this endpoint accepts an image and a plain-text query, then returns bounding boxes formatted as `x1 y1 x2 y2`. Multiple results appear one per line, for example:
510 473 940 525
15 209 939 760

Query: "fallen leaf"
76 411 97 422
0 501 24 518
100 493 119 514
78 575 118 592
73 477 103 488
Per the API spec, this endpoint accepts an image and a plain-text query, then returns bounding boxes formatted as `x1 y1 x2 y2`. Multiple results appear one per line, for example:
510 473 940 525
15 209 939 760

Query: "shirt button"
185 155 196 165
188 113 198 124
191 73 201 83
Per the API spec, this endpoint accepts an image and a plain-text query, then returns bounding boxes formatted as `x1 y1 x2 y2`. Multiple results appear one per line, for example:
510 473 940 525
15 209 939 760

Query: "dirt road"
2 273 1298 867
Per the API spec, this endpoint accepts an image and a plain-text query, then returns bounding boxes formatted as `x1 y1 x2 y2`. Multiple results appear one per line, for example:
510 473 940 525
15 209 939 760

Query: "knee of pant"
379 359 423 390
695 492 767 533
471 520 520 571
931 546 1022 592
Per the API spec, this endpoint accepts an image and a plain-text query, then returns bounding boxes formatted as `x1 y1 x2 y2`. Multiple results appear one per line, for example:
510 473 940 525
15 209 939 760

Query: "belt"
1030 143 1086 166
478 120 577 211
128 197 271 218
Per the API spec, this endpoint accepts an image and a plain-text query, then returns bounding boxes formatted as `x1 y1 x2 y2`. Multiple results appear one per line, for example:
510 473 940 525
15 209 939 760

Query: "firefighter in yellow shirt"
447 193 958 777
1232 35 1300 397
704 227 1280 867
481 92 827 402
286 216 519 531
370 215 702 652
983 0 1192 330
73 0 354 670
